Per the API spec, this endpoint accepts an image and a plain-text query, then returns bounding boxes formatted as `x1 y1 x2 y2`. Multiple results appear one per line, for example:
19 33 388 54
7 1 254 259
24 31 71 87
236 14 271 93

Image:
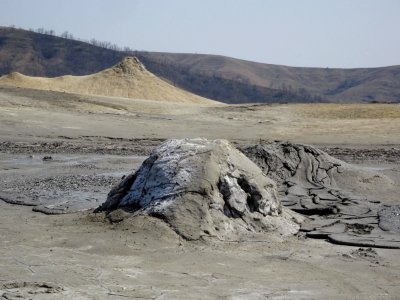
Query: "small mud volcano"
241 142 400 249
95 139 301 241
96 139 400 248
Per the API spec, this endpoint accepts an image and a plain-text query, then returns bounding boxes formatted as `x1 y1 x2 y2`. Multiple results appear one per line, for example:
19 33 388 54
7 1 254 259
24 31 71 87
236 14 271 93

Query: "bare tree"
60 31 73 39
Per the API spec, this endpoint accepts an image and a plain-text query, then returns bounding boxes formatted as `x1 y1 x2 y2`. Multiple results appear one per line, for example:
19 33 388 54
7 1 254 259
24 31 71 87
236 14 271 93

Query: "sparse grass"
297 103 400 119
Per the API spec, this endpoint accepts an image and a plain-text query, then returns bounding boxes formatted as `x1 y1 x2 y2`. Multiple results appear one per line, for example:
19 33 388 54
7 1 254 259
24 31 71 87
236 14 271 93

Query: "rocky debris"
3 174 118 194
0 137 164 155
2 138 400 161
0 281 64 299
96 138 301 241
321 146 400 163
241 142 400 249
351 247 378 258
342 247 381 264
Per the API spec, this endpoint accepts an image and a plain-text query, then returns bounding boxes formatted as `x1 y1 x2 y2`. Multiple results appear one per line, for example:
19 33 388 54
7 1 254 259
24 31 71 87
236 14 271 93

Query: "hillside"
0 56 216 105
1 27 399 103
136 52 400 103
0 27 124 77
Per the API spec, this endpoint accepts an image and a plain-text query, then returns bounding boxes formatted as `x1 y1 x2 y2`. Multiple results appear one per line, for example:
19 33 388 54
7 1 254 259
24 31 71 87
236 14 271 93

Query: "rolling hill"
0 56 216 105
136 52 400 103
1 26 399 103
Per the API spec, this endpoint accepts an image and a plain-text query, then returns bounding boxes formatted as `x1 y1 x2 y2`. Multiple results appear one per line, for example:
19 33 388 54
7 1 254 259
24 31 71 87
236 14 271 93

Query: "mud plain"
0 85 400 299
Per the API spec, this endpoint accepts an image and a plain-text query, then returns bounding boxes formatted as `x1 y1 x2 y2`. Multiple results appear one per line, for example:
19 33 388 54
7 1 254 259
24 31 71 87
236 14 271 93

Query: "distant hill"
0 27 124 77
0 56 216 105
1 27 399 103
135 52 400 103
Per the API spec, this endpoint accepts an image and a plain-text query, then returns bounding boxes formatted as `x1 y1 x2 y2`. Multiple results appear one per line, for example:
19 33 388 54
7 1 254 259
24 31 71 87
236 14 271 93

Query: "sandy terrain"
1 85 400 299
0 57 216 105
1 85 400 145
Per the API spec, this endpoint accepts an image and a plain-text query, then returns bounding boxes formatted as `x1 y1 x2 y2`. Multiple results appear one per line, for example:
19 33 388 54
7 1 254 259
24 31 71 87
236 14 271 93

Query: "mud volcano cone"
96 138 300 240
0 56 217 104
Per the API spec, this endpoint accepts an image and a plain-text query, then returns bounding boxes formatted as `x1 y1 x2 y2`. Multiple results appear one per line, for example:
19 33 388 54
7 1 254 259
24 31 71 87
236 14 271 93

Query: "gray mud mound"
96 139 301 241
241 142 400 249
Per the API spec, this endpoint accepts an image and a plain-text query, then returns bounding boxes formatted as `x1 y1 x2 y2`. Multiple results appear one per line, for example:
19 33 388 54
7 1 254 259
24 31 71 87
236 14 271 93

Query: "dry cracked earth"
1 86 400 299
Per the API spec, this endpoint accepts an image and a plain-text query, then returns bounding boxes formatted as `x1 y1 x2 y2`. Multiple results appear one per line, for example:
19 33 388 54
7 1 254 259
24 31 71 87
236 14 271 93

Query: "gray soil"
1 86 400 299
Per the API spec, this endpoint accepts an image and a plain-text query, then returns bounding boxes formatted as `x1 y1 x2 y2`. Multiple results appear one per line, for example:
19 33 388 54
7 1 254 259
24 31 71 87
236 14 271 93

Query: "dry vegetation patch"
297 103 400 119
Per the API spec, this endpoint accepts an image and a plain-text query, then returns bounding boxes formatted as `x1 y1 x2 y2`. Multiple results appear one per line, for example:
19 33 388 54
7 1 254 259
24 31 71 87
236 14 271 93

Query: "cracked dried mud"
1 86 400 299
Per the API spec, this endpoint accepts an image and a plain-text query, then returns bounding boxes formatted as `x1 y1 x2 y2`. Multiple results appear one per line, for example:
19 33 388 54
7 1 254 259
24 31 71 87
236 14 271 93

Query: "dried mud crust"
0 152 144 214
321 146 400 163
240 142 400 249
0 174 119 214
1 137 399 161
0 281 64 299
0 137 165 156
1 137 399 247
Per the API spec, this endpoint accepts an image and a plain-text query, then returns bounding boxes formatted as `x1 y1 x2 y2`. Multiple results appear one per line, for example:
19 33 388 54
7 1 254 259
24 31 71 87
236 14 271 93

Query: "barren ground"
0 85 399 299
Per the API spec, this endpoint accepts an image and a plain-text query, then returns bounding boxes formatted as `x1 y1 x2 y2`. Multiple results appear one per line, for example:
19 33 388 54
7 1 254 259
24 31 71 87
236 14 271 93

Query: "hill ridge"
1 27 399 103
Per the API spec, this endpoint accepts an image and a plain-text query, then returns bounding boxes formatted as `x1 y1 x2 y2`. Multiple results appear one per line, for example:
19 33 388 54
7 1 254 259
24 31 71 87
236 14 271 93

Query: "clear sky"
1 0 399 68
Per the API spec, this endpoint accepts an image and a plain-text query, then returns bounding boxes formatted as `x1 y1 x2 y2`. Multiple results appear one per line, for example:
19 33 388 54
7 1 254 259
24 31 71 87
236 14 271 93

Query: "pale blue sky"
1 0 399 68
